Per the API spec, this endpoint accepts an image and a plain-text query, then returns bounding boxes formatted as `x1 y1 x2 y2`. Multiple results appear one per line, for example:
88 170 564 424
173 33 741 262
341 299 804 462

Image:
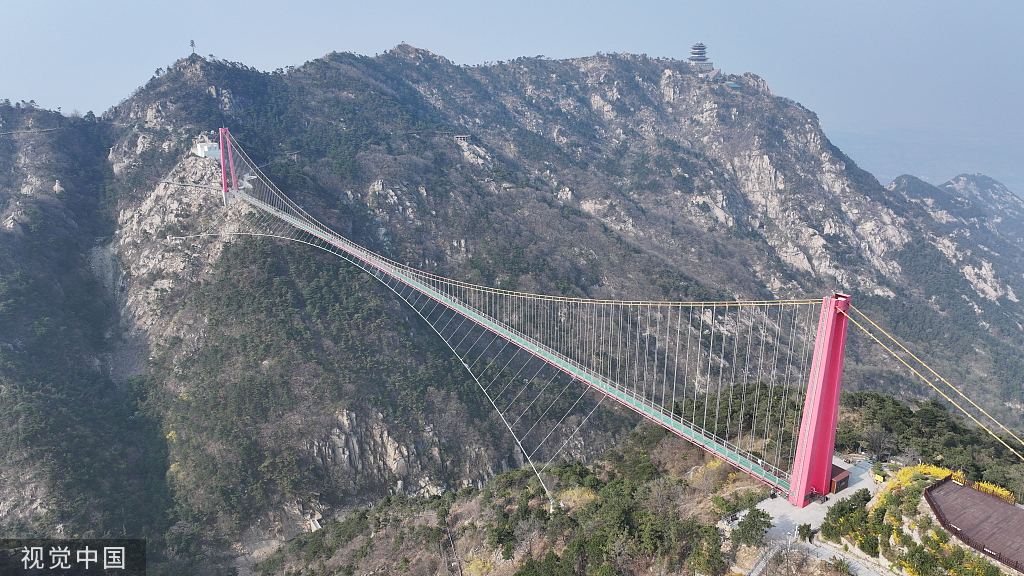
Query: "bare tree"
768 545 813 576
862 424 893 460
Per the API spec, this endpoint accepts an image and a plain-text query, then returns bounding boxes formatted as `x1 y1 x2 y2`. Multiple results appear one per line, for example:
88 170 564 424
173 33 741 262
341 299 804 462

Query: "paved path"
758 457 877 542
749 456 890 576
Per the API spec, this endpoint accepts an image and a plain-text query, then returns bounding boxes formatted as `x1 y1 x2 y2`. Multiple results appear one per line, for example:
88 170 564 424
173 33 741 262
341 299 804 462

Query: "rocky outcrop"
309 409 445 496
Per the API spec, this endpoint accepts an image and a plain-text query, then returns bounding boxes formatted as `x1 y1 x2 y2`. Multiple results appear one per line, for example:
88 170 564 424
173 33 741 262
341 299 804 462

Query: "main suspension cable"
849 305 1024 449
841 310 1024 464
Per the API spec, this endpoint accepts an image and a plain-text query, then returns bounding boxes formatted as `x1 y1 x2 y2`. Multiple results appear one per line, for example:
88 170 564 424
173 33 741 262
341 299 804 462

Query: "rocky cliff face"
0 106 168 540
2 48 1023 571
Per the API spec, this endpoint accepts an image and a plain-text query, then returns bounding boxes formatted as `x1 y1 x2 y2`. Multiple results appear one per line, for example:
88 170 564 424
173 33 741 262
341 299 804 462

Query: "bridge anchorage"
172 128 1024 509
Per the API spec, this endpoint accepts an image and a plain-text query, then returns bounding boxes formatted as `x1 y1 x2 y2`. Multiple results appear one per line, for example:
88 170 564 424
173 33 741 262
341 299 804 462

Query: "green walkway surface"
235 191 792 493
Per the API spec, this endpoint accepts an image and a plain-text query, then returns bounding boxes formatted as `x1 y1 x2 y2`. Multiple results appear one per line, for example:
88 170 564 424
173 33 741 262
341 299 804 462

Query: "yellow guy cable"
850 304 1024 449
842 310 1024 464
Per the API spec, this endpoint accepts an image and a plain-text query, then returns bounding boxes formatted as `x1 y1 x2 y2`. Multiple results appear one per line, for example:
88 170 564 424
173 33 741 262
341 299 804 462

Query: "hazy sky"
2 0 1021 191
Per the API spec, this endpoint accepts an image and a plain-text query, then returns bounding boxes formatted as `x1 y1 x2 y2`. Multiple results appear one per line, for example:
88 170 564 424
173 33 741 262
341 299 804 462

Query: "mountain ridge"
1 47 1023 572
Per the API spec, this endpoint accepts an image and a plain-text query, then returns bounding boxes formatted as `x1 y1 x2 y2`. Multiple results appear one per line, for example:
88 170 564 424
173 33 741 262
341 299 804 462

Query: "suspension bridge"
173 128 1024 508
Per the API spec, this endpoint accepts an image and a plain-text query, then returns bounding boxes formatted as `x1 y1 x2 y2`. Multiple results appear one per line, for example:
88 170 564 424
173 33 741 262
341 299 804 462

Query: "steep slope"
0 105 169 538
877 175 1024 405
2 47 1024 572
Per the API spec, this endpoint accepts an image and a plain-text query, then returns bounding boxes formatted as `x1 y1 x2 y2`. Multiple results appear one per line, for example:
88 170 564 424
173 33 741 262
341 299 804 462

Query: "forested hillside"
1 46 1023 572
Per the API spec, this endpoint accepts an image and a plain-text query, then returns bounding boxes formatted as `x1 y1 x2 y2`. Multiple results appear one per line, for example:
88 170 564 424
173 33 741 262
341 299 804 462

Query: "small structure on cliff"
192 136 220 159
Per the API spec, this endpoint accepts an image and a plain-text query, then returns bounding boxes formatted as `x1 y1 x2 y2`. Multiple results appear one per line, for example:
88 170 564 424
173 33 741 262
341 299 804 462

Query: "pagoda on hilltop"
688 42 714 72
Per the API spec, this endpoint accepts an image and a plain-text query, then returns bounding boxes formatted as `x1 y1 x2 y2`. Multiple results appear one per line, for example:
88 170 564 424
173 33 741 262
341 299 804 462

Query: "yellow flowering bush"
972 481 1015 504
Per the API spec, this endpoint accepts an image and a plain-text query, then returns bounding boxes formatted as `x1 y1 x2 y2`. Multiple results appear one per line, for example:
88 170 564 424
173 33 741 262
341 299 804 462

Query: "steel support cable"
848 305 1024 449
521 378 577 440
600 303 610 380
407 287 427 308
738 305 755 452
680 307 693 419
439 314 470 343
433 333 557 504
714 309 728 436
540 393 608 474
763 305 784 459
545 300 552 359
425 307 457 337
774 305 801 469
458 329 490 363
565 303 572 361
511 371 562 427
530 387 592 459
435 308 463 339
590 303 599 375
582 302 590 387
660 305 671 410
670 307 684 416
491 353 536 401
502 362 550 412
703 309 718 432
615 304 624 399
708 309 721 433
608 304 617 381
482 348 524 394
420 296 446 324
633 305 643 400
760 308 776 453
563 303 570 360
643 305 652 404
476 335 511 373
582 302 589 371
583 302 590 371
716 309 729 435
527 297 534 341
566 302 573 364
650 307 659 408
173 223 560 502
842 311 1024 464
726 305 743 443
202 140 825 491
768 305 788 467
227 138 814 308
692 306 705 425
655 305 664 410
787 304 816 467
751 307 770 449
452 312 487 352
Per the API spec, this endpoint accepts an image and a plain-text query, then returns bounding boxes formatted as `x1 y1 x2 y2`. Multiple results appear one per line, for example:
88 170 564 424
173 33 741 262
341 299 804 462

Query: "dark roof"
830 464 850 480
929 481 1024 568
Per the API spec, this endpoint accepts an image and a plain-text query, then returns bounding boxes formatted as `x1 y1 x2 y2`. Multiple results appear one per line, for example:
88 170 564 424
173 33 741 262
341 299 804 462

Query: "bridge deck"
233 190 791 494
